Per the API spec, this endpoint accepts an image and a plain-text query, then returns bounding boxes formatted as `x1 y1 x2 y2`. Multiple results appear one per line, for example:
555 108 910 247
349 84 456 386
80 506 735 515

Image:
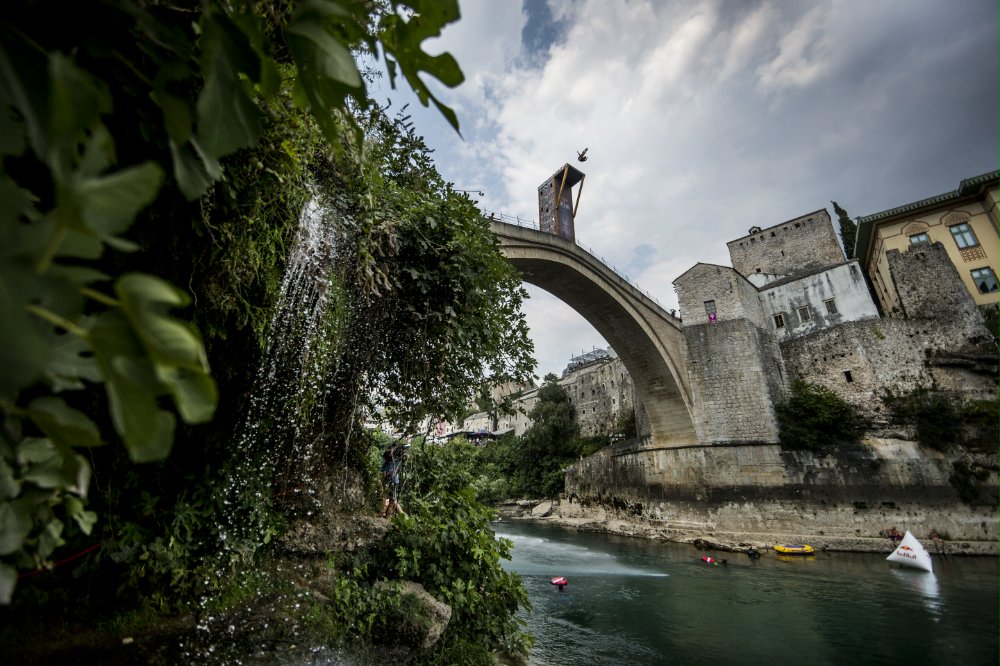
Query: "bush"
776 380 867 450
368 442 532 663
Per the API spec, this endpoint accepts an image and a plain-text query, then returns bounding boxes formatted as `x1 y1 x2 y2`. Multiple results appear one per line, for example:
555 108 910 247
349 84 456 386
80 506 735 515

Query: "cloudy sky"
372 0 998 380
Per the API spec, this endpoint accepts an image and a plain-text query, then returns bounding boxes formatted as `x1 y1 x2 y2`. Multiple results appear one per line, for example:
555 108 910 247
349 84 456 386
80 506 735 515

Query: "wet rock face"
374 580 452 650
277 513 390 557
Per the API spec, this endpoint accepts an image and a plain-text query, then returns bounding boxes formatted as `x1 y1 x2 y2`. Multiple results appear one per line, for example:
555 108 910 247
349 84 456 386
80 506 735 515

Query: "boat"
886 531 933 573
550 576 568 589
773 544 815 555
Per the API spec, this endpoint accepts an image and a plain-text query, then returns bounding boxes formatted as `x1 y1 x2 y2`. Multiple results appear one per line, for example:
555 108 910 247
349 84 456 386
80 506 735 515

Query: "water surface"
496 521 998 665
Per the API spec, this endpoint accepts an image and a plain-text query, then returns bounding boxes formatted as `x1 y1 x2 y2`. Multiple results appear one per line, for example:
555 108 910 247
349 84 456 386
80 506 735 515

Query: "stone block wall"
564 439 998 542
888 242 988 342
781 318 996 422
759 261 879 341
727 209 844 278
674 263 766 328
683 319 786 443
563 355 636 436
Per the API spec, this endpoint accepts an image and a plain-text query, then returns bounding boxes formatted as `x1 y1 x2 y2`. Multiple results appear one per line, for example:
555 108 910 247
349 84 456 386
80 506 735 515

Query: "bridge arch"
492 221 697 446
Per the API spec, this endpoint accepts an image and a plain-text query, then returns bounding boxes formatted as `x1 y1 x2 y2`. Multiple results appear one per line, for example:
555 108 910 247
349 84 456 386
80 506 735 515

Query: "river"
494 520 998 666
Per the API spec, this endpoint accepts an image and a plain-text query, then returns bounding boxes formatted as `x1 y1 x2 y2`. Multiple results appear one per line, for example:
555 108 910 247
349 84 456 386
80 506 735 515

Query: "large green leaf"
64 495 97 535
287 0 367 144
17 437 90 495
115 274 217 424
0 499 31 556
0 459 20 501
47 54 111 173
27 397 103 448
169 137 220 200
76 162 164 239
0 259 85 393
88 310 177 462
378 0 464 133
196 12 263 159
154 365 218 424
115 274 207 369
43 328 102 391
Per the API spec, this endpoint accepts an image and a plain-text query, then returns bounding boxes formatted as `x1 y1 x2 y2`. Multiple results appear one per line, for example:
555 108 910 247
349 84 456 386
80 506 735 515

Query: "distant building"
673 203 995 444
854 171 999 315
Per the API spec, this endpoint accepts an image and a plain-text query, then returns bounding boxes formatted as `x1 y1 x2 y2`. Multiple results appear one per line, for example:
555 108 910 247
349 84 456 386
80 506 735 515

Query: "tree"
832 201 858 259
0 0 488 604
515 378 577 496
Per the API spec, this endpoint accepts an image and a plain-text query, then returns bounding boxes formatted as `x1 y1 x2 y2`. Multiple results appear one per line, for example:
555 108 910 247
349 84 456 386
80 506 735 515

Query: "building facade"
674 203 995 443
854 171 999 315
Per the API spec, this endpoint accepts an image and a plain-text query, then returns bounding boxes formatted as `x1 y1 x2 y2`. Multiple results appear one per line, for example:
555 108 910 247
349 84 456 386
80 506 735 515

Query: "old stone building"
854 170 999 314
673 205 995 443
457 346 640 439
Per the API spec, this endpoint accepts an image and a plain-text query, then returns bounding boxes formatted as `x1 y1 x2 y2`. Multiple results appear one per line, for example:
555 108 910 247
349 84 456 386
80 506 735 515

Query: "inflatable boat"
550 576 568 588
773 544 815 555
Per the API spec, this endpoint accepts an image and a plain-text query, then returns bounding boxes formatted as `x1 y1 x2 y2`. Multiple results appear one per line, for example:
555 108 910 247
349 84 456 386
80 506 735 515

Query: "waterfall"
221 195 344 548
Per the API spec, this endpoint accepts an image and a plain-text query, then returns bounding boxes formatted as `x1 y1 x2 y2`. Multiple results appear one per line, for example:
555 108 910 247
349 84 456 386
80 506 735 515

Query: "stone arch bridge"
491 219 698 446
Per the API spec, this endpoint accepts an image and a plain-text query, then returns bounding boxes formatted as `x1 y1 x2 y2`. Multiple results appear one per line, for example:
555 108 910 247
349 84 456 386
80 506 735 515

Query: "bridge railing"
485 211 680 320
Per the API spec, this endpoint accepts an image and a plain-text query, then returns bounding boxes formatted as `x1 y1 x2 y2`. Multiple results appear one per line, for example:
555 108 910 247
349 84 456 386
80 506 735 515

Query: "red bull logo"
899 545 913 551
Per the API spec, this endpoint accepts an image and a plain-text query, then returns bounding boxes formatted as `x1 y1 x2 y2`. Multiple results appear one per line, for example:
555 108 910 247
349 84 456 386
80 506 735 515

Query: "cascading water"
181 194 357 662
233 194 342 508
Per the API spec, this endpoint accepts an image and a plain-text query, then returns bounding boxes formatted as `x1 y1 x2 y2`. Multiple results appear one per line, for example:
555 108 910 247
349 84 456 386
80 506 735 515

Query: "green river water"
494 520 998 666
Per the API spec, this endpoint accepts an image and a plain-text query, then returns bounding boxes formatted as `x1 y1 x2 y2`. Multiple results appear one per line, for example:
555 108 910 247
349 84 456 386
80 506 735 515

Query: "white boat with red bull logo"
886 531 933 572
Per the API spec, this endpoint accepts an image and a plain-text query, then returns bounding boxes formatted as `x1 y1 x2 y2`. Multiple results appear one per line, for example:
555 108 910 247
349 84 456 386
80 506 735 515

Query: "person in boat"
380 441 408 518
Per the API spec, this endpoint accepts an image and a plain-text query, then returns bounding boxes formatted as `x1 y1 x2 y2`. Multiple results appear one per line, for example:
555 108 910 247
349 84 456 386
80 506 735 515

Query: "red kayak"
550 576 568 587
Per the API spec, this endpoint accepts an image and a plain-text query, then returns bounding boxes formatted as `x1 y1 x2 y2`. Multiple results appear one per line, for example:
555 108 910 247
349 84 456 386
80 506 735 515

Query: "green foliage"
883 387 998 453
0 0 470 600
776 380 867 450
977 304 998 342
515 380 579 497
949 457 992 506
368 441 532 661
614 408 638 441
832 201 857 259
322 107 535 436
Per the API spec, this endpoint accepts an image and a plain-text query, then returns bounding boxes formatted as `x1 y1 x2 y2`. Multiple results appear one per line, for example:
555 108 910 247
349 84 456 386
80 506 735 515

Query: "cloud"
386 0 999 379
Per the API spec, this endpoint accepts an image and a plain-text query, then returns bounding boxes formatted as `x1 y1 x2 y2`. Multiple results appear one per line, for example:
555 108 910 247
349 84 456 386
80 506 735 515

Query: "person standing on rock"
381 442 408 518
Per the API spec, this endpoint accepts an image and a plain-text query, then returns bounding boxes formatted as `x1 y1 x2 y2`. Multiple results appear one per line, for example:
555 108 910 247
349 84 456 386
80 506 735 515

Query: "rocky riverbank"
496 498 999 556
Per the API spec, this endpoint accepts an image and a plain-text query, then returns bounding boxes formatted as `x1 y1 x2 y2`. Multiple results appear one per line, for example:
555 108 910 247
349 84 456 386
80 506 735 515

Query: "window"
824 298 838 315
971 267 999 293
704 300 716 315
773 314 785 329
797 306 811 323
949 223 978 249
843 370 853 383
908 232 929 245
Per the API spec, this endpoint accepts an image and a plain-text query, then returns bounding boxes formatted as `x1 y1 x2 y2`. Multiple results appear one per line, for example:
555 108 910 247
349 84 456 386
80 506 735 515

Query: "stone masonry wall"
564 439 998 542
674 263 766 328
563 356 635 436
780 318 997 423
888 242 989 342
683 319 785 443
727 209 844 278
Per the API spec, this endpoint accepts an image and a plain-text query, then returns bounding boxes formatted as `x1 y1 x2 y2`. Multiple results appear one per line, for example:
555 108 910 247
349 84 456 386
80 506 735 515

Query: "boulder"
374 580 452 650
530 500 553 517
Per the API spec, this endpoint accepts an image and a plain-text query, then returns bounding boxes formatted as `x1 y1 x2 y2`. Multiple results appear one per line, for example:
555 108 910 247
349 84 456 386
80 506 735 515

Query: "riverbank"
497 498 999 556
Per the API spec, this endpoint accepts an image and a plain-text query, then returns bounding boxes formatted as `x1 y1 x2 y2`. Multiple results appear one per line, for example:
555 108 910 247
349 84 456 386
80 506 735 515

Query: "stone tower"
538 164 585 241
